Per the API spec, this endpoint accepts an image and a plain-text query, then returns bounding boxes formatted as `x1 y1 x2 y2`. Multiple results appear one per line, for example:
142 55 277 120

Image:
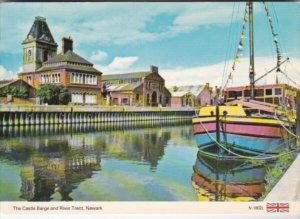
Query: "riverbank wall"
264 154 300 201
0 105 196 126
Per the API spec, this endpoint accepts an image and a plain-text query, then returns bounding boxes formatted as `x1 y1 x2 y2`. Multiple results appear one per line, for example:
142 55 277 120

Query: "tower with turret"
22 16 58 72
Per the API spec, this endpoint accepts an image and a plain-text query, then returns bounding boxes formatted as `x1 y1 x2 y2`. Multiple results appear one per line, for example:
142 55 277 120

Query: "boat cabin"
224 83 298 110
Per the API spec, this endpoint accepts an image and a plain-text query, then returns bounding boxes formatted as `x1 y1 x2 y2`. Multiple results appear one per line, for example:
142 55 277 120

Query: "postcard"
0 1 299 219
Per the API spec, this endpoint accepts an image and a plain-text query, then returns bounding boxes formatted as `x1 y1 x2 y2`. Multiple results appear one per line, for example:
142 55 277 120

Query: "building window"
113 98 119 105
41 73 60 84
265 89 273 96
71 93 84 104
136 94 139 101
146 94 150 105
122 98 129 105
71 73 97 85
159 95 162 104
85 94 97 104
27 76 32 84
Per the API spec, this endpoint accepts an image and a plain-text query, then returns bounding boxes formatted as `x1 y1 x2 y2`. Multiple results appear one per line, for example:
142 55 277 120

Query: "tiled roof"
44 50 93 65
38 50 101 74
38 64 101 74
0 79 18 89
0 79 34 89
106 83 142 92
23 16 57 46
102 72 151 81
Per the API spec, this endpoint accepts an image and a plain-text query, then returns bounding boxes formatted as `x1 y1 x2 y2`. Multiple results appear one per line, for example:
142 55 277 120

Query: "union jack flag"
267 203 289 213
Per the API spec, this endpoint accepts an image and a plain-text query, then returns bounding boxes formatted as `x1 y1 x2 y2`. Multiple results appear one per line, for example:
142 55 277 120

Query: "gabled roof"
102 72 151 81
44 50 93 65
0 79 34 89
0 79 18 89
23 16 57 46
106 83 142 92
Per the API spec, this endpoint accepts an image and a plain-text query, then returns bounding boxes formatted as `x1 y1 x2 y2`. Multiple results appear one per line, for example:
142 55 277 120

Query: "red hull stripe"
195 121 282 128
193 122 284 138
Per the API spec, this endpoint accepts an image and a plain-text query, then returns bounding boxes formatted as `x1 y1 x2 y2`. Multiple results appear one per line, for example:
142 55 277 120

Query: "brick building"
102 66 171 107
169 84 213 107
18 16 102 105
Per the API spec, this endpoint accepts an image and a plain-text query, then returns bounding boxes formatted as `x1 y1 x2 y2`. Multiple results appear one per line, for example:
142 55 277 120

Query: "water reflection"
0 121 196 201
191 152 266 201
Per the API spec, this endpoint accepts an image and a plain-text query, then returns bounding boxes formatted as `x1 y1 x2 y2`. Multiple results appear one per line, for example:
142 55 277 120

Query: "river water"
0 121 268 201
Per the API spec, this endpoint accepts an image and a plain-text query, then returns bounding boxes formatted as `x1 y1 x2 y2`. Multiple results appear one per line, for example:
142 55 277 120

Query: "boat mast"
249 1 255 99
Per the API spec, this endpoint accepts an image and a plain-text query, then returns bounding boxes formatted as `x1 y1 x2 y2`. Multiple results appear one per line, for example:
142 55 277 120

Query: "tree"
0 85 29 98
36 84 71 105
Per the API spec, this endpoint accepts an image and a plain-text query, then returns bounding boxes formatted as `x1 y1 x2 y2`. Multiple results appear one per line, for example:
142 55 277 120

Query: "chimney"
62 37 73 54
150 65 159 74
205 83 209 88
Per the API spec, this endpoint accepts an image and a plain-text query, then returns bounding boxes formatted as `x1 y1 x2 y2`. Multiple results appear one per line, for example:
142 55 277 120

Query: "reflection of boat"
192 2 298 157
191 152 266 201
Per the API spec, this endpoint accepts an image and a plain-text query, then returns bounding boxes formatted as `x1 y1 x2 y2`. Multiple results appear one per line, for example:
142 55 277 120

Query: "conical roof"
23 16 57 46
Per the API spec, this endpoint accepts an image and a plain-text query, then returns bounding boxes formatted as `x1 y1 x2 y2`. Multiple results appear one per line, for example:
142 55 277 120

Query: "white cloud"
94 56 139 74
108 56 139 71
90 50 108 62
160 56 300 88
0 2 238 52
0 65 17 80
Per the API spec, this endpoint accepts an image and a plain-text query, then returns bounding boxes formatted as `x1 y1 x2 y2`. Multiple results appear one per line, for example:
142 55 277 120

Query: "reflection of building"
18 16 103 105
101 128 170 170
19 139 101 201
169 84 213 107
224 84 298 109
192 154 266 201
102 66 171 107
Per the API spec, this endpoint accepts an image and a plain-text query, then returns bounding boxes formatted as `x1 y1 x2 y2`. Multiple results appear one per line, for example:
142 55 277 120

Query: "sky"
0 2 299 88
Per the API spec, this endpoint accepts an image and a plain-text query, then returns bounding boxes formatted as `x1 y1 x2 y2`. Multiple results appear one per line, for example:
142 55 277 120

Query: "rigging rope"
263 1 282 73
279 69 300 89
274 111 300 139
223 3 249 90
222 2 238 88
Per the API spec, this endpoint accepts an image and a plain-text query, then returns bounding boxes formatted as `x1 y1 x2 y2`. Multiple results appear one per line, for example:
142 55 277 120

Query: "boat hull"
192 116 292 155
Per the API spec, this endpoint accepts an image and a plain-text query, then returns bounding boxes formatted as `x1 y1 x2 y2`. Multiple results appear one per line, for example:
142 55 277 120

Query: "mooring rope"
274 110 300 139
197 117 299 160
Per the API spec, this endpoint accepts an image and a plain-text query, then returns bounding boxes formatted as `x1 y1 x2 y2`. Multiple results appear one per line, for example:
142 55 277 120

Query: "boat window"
265 89 272 96
254 89 264 96
274 88 282 95
228 91 242 98
244 90 250 97
265 98 273 104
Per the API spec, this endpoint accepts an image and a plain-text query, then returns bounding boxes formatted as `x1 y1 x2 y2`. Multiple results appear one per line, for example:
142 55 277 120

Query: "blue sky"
0 2 299 87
